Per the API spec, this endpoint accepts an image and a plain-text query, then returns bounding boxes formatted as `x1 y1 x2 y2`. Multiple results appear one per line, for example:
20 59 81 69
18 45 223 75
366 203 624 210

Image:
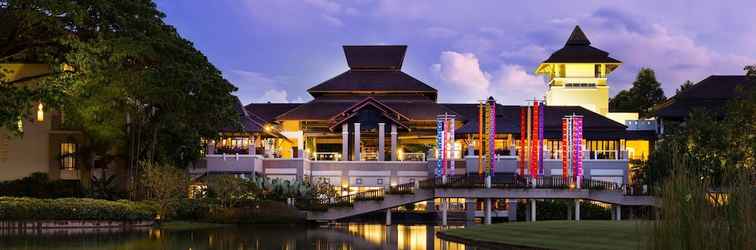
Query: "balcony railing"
543 150 627 160
399 152 425 161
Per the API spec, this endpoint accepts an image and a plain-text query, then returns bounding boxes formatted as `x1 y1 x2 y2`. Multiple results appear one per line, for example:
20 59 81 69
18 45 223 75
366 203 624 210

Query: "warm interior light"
36 103 44 123
264 125 272 132
17 120 23 132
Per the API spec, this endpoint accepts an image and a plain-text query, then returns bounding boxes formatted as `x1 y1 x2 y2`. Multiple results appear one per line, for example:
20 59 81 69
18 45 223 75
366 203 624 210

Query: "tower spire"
566 25 590 46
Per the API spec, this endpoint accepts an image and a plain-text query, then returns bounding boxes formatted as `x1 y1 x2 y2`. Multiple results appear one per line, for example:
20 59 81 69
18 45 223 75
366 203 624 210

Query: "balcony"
190 154 263 177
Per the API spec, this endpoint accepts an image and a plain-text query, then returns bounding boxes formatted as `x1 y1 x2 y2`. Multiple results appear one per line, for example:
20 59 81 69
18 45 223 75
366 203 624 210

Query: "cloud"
256 89 290 103
432 51 546 103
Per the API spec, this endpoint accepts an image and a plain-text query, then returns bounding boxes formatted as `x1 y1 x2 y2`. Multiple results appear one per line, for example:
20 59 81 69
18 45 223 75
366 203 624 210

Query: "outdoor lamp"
36 102 44 123
264 124 272 132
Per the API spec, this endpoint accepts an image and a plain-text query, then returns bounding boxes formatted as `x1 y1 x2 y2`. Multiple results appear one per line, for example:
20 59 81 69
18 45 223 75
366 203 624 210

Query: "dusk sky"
156 0 755 105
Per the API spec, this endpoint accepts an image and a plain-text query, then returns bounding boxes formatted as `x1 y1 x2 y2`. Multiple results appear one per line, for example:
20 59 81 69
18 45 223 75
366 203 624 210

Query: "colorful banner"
530 101 539 178
484 102 491 176
489 99 496 176
478 103 484 175
561 118 569 179
574 116 584 179
436 118 444 177
449 117 455 176
442 116 449 176
538 102 544 176
519 107 526 176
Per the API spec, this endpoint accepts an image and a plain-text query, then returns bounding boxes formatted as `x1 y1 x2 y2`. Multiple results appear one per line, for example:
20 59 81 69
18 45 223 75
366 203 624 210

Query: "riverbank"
439 220 649 250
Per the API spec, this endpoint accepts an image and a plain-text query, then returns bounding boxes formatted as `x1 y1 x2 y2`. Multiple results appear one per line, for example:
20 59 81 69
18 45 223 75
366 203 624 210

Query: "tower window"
559 64 566 77
595 64 602 77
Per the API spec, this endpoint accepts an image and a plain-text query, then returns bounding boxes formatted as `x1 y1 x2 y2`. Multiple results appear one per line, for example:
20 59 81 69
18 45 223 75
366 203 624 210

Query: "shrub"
0 197 157 221
140 161 189 219
205 201 304 224
0 172 84 198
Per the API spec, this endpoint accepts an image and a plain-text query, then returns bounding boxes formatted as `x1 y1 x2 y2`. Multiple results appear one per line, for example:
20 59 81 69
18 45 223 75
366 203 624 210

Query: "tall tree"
745 64 756 76
0 1 241 190
675 80 695 95
609 67 666 117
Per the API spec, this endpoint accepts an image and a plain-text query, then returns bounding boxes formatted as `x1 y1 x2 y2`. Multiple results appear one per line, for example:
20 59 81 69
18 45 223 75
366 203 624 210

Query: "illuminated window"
60 143 77 170
356 178 362 185
376 178 383 185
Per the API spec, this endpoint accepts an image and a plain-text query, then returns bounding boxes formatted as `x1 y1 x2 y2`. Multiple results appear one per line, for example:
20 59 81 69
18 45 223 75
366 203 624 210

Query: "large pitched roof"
244 103 302 122
542 25 621 64
220 97 265 133
276 96 456 121
307 45 438 100
654 75 755 118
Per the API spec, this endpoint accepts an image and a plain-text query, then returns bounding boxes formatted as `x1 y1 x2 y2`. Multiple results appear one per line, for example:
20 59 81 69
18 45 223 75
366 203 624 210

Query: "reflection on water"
0 223 474 250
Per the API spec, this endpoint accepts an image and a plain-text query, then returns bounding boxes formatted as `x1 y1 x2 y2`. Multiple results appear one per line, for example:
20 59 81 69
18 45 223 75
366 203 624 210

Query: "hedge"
0 197 157 221
0 173 84 198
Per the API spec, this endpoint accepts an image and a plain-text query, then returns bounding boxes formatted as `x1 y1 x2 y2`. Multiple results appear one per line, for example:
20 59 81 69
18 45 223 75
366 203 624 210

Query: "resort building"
195 26 659 195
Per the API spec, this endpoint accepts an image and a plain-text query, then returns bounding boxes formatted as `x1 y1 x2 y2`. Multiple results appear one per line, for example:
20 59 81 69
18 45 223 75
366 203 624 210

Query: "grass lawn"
442 220 650 250
156 221 231 231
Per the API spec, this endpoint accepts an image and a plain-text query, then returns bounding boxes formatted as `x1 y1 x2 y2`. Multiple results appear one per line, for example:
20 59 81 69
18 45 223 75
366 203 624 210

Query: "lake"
0 223 479 250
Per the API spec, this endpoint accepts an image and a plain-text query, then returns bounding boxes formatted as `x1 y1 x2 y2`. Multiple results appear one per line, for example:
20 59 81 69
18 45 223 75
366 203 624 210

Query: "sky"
156 0 756 105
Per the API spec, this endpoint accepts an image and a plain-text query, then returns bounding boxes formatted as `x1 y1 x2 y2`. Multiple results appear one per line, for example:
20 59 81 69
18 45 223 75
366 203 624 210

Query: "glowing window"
60 143 77 170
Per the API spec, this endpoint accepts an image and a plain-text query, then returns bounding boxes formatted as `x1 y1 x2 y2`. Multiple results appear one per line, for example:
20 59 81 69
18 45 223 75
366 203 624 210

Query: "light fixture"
36 102 44 123
264 124 272 132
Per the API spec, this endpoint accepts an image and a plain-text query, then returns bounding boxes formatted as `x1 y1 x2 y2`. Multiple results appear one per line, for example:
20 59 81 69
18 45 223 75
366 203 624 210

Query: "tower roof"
566 25 590 46
540 25 621 64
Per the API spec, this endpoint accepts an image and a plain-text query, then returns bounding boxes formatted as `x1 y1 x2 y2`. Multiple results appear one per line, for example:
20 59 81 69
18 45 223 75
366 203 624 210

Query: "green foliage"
0 0 241 172
0 196 156 221
745 64 756 76
0 172 84 198
516 200 610 221
637 86 755 187
205 201 305 224
609 68 666 117
140 161 189 219
675 80 694 96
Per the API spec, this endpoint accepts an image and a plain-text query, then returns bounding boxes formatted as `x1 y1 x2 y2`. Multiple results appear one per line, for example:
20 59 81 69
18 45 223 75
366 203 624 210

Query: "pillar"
390 124 398 161
465 199 476 226
385 208 392 226
507 199 518 222
426 225 435 250
441 198 448 226
342 124 349 161
207 141 215 155
611 205 616 220
467 143 474 156
426 199 436 212
575 199 581 221
615 205 622 221
484 198 492 225
378 123 385 161
248 137 255 156
353 123 361 161
530 199 537 222
567 202 573 220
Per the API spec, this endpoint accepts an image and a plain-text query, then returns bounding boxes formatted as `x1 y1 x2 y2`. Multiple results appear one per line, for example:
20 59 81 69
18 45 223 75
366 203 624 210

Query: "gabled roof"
343 45 406 70
541 25 621 64
654 75 755 118
275 96 457 121
328 97 411 131
245 103 302 122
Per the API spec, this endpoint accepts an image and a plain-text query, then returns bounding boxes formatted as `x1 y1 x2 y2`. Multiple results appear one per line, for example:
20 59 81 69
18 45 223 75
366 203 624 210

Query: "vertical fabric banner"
519 107 527 176
561 118 569 179
478 103 484 175
530 101 539 178
489 100 496 176
436 117 444 177
574 117 584 179
484 102 491 176
442 115 449 176
538 102 544 176
449 117 456 176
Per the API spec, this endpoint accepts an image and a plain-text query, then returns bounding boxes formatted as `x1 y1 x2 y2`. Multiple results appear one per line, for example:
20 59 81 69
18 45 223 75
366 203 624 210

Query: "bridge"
305 174 657 225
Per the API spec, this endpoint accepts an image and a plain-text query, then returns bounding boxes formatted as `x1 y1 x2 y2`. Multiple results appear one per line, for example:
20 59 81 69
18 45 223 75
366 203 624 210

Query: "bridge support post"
465 199 476 226
615 205 622 221
353 123 361 161
441 198 448 226
484 198 492 224
485 176 491 188
385 208 392 226
507 199 517 222
575 199 581 221
378 123 385 161
567 201 573 220
529 199 537 222
611 205 616 220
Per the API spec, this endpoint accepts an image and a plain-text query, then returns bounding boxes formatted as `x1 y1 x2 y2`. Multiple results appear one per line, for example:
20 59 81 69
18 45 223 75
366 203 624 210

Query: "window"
356 178 363 185
377 178 384 185
60 143 77 170
409 178 416 183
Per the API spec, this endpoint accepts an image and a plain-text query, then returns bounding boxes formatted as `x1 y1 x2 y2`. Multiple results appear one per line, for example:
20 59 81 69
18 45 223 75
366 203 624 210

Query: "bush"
174 198 210 221
0 197 157 221
205 201 304 224
0 172 84 198
516 199 610 221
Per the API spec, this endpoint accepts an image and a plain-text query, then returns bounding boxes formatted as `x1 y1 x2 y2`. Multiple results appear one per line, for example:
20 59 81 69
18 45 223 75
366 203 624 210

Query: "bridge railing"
420 174 624 191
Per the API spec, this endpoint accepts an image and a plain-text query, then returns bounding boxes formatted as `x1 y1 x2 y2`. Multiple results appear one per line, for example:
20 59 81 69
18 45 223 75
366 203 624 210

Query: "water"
0 223 478 250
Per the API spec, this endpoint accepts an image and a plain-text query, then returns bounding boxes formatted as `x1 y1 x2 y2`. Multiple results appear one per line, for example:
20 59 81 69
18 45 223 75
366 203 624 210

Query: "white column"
378 123 385 161
207 140 215 155
615 205 622 221
249 137 255 156
484 198 492 225
467 143 474 156
386 208 392 226
342 124 349 161
530 199 537 222
575 199 581 221
507 199 518 222
390 124 398 161
441 198 448 226
465 199 476 224
354 123 361 161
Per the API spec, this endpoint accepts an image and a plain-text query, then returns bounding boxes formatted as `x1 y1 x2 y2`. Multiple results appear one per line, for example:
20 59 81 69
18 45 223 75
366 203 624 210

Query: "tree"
206 174 244 209
745 64 756 76
609 68 667 117
141 161 189 220
0 1 241 193
675 80 694 96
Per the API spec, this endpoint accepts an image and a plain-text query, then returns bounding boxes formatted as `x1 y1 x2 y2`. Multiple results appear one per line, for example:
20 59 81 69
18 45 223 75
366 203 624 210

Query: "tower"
535 26 622 116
